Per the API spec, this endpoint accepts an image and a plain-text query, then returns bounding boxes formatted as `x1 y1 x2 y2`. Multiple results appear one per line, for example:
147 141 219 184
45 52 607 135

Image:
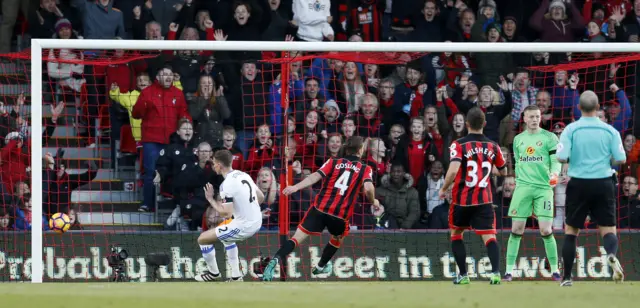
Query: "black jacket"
155 133 198 195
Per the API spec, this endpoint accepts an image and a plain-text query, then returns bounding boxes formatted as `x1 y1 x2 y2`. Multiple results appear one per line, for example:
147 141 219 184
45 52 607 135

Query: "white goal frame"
29 39 639 283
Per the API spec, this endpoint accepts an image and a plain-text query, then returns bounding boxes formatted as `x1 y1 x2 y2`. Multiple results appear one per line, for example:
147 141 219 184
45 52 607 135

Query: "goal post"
24 39 640 283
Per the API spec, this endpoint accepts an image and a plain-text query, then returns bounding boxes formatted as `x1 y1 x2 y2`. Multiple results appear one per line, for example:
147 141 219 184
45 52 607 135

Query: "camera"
106 246 129 282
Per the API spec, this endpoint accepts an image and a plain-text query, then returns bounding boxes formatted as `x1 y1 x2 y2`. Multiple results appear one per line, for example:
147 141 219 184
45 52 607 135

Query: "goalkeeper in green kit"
505 105 562 281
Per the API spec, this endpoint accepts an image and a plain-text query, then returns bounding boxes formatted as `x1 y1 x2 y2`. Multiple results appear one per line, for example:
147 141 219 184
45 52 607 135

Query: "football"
49 213 71 233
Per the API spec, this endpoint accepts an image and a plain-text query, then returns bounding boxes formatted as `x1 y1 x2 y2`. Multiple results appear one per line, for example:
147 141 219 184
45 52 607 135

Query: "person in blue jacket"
13 194 49 231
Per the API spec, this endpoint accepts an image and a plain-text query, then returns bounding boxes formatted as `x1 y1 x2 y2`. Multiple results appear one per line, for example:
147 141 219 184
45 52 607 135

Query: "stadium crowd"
1 0 640 232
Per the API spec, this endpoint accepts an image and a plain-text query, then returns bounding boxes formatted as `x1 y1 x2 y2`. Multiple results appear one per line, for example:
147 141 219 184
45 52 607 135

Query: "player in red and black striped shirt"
262 136 379 281
438 107 507 285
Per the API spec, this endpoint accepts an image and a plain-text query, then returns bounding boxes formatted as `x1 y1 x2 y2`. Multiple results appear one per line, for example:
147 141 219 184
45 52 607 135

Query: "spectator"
13 194 49 231
318 100 342 136
386 123 405 160
188 76 231 148
316 133 343 166
1 137 29 196
292 0 334 41
263 0 293 42
473 23 515 88
366 137 389 184
246 124 278 177
376 163 420 229
132 64 190 212
71 0 125 39
30 0 80 39
457 78 512 142
416 160 444 225
171 141 221 230
294 77 325 124
354 93 384 137
444 113 467 150
448 7 475 42
67 206 83 230
377 78 406 128
365 203 399 230
410 0 448 42
549 70 580 122
328 62 367 113
529 0 585 42
424 105 445 156
256 167 279 230
221 0 272 62
43 150 98 215
154 119 196 199
431 47 472 88
109 72 152 144
294 110 321 170
604 82 632 132
0 0 29 53
619 175 640 228
341 117 356 138
395 117 439 185
219 126 244 171
536 91 554 130
0 207 14 231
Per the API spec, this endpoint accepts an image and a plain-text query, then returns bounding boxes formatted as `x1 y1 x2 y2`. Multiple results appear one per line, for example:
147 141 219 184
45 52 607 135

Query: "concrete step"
44 146 110 160
66 168 134 181
71 190 139 203
0 84 28 96
78 212 155 225
49 125 77 138
59 158 108 169
73 202 141 213
78 180 128 191
0 62 29 75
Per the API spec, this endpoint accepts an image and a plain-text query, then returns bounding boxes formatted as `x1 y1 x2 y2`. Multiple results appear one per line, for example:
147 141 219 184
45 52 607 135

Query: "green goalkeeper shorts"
508 185 554 221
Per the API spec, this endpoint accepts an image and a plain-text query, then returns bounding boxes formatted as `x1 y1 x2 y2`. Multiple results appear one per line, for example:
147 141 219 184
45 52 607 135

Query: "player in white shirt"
195 150 264 282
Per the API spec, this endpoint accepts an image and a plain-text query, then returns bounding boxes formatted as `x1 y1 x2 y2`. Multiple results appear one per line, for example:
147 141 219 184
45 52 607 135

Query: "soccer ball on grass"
49 213 71 233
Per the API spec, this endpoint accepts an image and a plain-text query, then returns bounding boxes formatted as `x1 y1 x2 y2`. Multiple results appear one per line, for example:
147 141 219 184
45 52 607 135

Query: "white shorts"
214 219 261 245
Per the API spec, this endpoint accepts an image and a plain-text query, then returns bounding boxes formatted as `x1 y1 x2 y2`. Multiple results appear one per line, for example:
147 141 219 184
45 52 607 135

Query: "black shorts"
299 206 350 237
565 177 616 228
448 203 496 235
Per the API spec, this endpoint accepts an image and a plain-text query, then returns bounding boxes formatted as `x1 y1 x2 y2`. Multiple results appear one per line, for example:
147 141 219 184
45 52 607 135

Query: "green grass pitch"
1 281 637 308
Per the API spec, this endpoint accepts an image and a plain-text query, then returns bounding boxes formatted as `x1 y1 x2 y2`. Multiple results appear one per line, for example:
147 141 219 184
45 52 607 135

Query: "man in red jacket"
132 64 190 211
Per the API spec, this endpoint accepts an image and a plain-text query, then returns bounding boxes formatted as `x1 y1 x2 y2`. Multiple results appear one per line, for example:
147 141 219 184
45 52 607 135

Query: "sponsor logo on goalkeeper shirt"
520 146 543 162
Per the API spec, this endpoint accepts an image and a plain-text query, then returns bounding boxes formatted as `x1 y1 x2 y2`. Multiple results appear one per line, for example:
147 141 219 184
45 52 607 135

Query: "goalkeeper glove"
549 173 558 187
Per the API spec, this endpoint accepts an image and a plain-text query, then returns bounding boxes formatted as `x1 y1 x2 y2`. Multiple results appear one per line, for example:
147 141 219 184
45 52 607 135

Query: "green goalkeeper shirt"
513 129 562 189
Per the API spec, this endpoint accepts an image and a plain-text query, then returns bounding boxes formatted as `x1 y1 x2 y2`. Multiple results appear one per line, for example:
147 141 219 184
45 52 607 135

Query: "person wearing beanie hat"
531 0 585 42
478 0 498 19
55 18 72 32
485 22 503 42
323 99 341 120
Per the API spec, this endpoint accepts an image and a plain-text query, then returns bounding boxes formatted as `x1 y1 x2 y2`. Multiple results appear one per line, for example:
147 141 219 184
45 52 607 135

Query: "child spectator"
246 124 277 178
109 72 152 144
256 167 279 230
0 207 13 231
220 126 244 171
13 194 49 231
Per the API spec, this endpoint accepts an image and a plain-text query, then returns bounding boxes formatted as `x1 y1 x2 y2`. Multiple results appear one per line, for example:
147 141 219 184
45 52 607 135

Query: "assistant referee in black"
555 90 626 286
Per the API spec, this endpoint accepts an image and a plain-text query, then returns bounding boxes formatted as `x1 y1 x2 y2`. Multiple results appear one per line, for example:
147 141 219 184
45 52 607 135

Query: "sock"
602 233 618 256
505 233 522 274
562 234 577 280
225 243 242 278
318 238 340 268
451 236 468 276
274 238 298 261
541 234 559 273
485 238 500 274
199 244 220 275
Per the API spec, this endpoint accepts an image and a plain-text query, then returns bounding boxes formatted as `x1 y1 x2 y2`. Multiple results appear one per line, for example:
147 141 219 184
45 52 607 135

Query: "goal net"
1 41 639 282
